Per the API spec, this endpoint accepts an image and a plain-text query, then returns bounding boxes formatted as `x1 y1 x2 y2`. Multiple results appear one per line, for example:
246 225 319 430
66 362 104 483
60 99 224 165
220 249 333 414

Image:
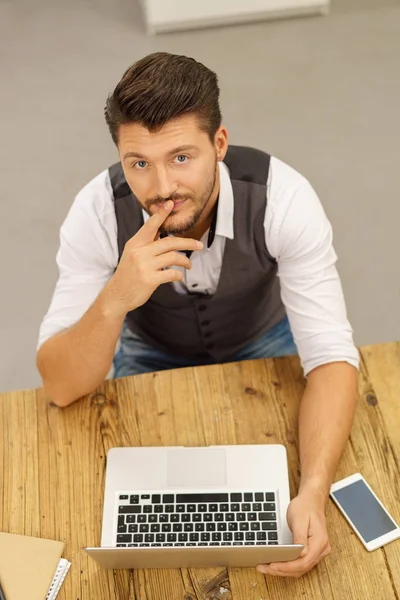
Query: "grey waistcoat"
109 145 285 361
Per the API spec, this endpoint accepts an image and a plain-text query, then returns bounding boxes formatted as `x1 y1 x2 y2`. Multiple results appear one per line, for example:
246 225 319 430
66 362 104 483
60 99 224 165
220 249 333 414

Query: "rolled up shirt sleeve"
265 159 359 376
37 171 118 350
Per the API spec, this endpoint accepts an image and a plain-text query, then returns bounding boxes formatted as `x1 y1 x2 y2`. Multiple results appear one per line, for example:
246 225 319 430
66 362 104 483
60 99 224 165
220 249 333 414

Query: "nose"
154 166 177 200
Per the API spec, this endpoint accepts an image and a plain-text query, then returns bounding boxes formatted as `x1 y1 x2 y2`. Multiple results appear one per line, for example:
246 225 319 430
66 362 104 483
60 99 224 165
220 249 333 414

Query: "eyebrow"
122 145 200 162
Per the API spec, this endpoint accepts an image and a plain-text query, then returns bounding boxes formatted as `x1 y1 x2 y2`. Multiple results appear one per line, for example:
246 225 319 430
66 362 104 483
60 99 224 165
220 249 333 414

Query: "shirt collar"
141 160 234 241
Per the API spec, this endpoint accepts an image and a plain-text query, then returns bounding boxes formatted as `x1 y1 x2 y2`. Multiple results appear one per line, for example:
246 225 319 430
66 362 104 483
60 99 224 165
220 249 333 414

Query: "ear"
215 126 228 162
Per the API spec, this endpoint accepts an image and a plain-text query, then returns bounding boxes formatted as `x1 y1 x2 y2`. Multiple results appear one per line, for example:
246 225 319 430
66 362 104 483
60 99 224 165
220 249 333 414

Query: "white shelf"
139 0 330 34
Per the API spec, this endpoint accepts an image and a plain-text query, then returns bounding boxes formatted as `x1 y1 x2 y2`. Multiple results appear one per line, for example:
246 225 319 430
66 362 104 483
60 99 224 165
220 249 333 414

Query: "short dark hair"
105 52 222 145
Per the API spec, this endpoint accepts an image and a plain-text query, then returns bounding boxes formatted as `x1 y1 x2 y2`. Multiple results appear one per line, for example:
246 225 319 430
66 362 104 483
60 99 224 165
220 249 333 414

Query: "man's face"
118 114 223 235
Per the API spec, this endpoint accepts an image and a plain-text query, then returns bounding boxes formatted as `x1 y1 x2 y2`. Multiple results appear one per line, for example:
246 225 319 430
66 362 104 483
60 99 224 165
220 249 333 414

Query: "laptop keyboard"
115 492 279 547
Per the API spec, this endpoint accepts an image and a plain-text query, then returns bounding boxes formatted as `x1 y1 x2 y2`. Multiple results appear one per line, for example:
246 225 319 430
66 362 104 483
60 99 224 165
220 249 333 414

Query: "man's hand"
103 200 203 316
257 488 331 578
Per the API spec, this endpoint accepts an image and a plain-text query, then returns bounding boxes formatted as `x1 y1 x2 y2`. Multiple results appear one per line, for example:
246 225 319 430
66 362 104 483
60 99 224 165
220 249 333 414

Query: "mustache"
145 194 193 208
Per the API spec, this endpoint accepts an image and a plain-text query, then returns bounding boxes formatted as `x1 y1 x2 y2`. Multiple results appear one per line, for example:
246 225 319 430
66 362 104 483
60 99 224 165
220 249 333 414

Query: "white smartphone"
330 473 400 551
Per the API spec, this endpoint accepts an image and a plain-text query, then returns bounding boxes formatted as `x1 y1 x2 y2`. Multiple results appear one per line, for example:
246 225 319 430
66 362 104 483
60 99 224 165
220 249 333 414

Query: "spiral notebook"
0 533 70 600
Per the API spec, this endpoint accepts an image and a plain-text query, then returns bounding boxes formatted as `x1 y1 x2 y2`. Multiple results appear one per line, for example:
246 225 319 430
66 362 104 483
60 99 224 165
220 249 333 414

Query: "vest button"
201 320 210 326
198 305 207 312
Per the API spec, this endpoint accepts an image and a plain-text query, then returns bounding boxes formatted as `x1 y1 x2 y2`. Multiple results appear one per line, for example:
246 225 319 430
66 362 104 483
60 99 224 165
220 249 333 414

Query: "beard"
144 161 218 235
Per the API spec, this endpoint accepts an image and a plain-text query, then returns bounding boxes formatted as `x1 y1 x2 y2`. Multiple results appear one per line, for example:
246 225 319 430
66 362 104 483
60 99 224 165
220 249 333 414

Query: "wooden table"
1 343 400 599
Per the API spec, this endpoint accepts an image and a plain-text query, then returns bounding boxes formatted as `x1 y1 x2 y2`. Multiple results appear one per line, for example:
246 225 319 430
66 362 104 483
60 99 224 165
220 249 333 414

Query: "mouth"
171 198 187 210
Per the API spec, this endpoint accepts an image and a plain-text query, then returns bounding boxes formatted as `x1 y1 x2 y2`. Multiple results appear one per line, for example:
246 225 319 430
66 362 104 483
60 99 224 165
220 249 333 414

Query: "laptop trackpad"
167 448 227 487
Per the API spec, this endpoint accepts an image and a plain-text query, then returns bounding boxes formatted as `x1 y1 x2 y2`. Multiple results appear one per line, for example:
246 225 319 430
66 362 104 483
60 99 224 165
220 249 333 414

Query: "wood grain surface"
0 343 399 599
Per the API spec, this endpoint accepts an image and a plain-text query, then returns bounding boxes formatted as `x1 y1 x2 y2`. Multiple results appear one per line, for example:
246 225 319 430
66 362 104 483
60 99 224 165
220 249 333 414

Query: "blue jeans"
113 315 297 378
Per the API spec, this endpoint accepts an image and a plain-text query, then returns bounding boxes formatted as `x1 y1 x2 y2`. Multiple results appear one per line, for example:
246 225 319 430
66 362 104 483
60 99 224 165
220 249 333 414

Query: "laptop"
85 444 304 568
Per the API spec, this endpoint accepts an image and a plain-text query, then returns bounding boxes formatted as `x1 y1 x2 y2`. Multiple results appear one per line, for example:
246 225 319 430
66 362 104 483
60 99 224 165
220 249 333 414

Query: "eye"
134 160 147 169
174 155 189 164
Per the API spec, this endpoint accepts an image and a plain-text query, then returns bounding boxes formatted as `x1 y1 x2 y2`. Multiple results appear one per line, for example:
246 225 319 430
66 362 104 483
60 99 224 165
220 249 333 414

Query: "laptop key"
187 504 196 512
255 493 264 502
130 495 139 504
241 504 251 512
239 523 249 531
265 493 275 502
128 524 138 533
269 542 278 545
184 523 194 532
167 534 177 542
195 523 205 532
245 542 255 545
263 503 276 511
225 513 234 521
165 505 174 513
159 514 168 523
201 533 210 542
214 513 223 522
119 506 141 514
198 504 207 512
133 534 143 543
178 533 188 542
230 493 242 502
116 543 126 547
145 534 154 543
189 533 199 542
234 532 244 541
259 513 276 521
126 515 136 523
171 514 179 523
268 532 278 541
204 514 212 522
174 543 185 546
119 495 128 500
198 542 208 546
212 533 222 541
176 493 229 503
248 513 257 521
193 514 201 522
206 523 216 532
210 542 220 546
257 542 267 545
150 524 160 533
253 503 262 511
138 515 146 523
139 543 150 547
155 505 163 513
182 514 190 522
128 543 138 547
237 513 246 521
233 542 243 545
151 543 162 547
228 523 238 531
246 532 256 541
209 504 218 512
176 505 185 513
144 505 152 514
257 532 267 541
148 515 157 523
151 495 161 504
141 494 150 500
139 524 149 533
156 534 165 543
231 504 240 512
262 522 278 531
162 524 171 532
162 494 174 504
186 543 196 546
173 524 183 532
244 493 253 502
220 504 229 512
117 534 132 543
217 523 227 531
221 542 232 546
118 525 127 533
118 515 125 527
251 523 260 531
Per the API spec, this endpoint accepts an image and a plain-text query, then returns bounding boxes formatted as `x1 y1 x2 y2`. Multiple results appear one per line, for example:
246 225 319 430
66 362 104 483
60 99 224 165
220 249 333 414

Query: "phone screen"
332 479 397 543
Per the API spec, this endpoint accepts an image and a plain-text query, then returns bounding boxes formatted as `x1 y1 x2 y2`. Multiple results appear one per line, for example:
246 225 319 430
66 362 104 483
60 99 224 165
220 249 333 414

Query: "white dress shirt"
38 157 359 375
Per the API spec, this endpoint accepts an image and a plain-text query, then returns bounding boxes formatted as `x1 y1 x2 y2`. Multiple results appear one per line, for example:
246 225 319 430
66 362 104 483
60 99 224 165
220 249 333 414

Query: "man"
37 52 359 577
